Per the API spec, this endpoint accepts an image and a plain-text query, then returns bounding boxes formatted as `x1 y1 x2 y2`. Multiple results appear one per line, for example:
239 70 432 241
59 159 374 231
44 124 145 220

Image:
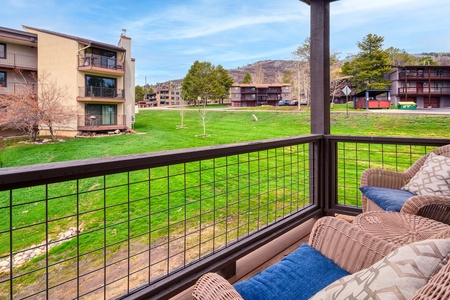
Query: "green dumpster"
397 102 417 110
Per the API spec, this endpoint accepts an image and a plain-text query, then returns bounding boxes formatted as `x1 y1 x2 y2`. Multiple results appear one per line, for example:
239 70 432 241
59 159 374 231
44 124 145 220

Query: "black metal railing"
78 54 124 71
0 135 449 299
79 86 124 99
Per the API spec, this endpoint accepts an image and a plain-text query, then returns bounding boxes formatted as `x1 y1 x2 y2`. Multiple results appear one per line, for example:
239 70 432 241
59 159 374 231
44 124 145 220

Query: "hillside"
227 60 296 84
154 53 450 87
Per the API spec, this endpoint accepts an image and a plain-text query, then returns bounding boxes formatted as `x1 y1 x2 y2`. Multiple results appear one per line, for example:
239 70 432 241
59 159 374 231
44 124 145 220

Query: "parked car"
290 100 298 106
278 100 291 106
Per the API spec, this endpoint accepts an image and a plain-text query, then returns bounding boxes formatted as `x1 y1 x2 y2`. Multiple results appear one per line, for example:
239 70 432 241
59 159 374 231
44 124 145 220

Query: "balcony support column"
309 0 331 135
302 0 334 212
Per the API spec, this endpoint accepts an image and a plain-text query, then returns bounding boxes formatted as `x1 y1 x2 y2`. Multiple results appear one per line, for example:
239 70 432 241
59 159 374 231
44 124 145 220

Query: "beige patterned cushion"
402 152 450 197
310 239 450 300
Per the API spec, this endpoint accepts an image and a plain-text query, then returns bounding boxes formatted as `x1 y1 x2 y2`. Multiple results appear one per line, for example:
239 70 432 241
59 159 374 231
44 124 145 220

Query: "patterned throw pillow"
310 239 450 300
402 152 450 197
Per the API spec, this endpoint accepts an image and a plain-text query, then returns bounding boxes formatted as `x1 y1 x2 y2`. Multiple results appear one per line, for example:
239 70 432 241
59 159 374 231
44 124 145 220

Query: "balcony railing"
0 135 448 299
0 52 37 70
79 87 124 99
78 54 124 71
0 83 37 95
399 71 450 80
77 114 126 128
398 86 450 95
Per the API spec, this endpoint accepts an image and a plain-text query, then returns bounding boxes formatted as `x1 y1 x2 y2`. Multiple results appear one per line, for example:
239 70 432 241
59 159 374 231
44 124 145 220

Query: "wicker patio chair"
192 217 450 300
360 144 450 224
192 217 397 300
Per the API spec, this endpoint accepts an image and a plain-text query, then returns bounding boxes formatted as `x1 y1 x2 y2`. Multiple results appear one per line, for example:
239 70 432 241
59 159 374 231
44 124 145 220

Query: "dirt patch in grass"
1 226 223 299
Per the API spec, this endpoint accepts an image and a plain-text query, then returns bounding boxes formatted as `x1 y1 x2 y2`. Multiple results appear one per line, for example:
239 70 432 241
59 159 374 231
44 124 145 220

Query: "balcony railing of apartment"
1 134 448 300
79 87 124 99
77 114 126 128
78 54 124 71
0 83 37 95
398 86 450 95
0 52 37 70
399 71 450 80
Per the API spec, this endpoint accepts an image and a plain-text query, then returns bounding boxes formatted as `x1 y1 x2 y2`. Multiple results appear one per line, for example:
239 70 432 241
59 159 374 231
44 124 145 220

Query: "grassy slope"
2 108 449 168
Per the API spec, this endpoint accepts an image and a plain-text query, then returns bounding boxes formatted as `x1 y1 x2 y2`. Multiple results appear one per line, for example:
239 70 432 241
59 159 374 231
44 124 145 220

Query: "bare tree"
177 90 188 129
38 72 75 140
0 70 75 141
197 99 210 137
253 63 265 84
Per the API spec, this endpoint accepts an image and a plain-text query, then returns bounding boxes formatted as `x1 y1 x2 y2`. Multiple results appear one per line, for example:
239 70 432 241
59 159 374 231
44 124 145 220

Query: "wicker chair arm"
192 272 244 300
308 216 397 274
360 168 409 189
401 195 450 224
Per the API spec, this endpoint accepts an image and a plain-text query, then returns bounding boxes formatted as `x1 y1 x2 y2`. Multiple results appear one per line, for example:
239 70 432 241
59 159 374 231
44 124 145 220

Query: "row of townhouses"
388 66 450 108
0 26 135 137
143 65 450 110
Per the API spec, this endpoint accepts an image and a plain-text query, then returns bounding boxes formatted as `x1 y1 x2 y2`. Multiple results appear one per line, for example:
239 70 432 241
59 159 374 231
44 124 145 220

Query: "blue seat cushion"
233 244 350 300
359 186 416 211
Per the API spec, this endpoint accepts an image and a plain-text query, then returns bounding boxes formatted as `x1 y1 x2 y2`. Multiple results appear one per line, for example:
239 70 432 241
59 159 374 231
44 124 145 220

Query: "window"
0 71 6 87
435 82 443 91
0 43 5 59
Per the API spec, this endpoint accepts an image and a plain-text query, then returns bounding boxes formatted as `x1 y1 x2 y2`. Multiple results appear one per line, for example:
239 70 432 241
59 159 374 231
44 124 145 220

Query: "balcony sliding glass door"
85 104 117 126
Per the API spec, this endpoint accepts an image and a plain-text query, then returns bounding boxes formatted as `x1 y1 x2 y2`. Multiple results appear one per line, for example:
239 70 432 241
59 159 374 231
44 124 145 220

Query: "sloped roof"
22 25 125 52
353 89 390 98
0 26 37 42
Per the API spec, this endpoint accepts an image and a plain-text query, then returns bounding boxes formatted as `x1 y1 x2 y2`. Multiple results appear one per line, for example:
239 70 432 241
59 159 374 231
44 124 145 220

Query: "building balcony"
398 87 450 96
1 135 448 299
399 71 450 81
77 114 126 131
78 54 125 77
0 82 37 95
77 87 125 102
0 52 37 71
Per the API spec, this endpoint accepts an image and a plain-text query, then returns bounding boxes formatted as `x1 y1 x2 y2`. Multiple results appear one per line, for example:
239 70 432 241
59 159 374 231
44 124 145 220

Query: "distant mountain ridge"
227 60 296 84
155 53 450 87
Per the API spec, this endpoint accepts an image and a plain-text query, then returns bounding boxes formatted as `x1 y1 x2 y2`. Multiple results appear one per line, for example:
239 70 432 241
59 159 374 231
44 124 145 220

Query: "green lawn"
2 108 449 167
1 108 449 297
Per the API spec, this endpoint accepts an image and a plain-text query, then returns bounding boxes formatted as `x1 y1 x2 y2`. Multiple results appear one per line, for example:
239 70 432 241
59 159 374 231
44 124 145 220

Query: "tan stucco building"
0 26 135 137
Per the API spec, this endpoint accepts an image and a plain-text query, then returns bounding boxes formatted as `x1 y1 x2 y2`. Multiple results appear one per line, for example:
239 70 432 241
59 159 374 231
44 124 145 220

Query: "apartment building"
387 66 450 108
230 83 291 107
0 26 38 136
145 84 183 106
0 25 135 137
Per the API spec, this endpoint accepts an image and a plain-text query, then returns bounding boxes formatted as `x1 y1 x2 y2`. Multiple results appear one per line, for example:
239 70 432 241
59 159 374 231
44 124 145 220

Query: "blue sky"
2 0 450 85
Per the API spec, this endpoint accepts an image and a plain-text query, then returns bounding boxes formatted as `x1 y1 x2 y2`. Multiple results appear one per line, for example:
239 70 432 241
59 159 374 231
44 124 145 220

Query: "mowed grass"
2 107 450 167
1 107 449 297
